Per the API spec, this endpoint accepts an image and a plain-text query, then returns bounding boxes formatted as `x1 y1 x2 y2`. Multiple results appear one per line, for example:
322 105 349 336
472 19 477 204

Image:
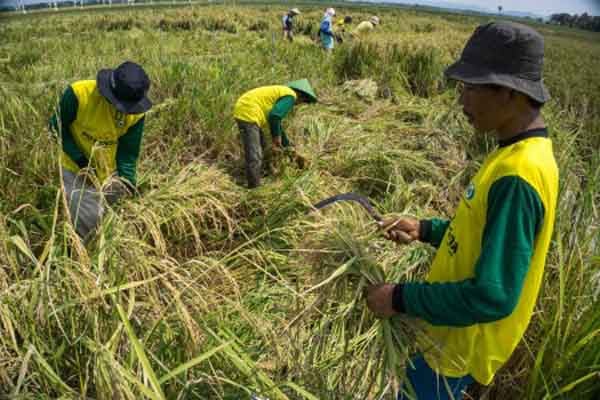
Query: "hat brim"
287 79 318 103
97 69 152 114
295 89 317 103
445 60 551 104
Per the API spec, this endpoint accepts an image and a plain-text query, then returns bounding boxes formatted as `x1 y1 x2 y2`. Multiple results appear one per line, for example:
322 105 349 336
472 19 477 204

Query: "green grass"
1 3 599 399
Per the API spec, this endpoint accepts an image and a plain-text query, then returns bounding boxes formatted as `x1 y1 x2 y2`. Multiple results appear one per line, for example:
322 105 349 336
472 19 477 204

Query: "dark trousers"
397 355 474 400
237 119 266 188
283 28 294 42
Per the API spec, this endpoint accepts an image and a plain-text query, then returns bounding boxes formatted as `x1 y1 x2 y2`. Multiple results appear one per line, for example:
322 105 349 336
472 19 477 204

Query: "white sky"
419 0 600 15
3 0 600 15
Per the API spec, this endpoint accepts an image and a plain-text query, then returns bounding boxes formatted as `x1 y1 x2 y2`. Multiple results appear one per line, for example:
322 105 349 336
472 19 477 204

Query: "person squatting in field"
366 21 558 400
233 79 317 188
49 61 152 241
351 16 380 38
334 15 353 43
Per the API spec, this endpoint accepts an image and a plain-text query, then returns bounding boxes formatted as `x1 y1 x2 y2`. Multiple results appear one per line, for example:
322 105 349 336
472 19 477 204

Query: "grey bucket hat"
445 21 550 103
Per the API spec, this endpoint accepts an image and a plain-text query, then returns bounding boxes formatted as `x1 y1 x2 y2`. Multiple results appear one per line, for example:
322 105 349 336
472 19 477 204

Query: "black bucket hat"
445 21 550 103
97 61 152 114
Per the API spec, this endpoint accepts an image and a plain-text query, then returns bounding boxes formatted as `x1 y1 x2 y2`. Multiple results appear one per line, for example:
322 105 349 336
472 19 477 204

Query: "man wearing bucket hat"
352 15 380 38
366 22 558 399
49 61 152 240
282 8 301 42
233 79 317 188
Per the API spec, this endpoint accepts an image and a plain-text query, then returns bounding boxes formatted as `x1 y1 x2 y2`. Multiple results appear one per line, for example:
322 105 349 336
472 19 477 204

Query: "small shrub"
335 42 445 98
388 44 445 97
248 20 269 32
97 17 138 31
158 18 195 31
412 22 436 33
334 42 381 81
10 48 42 68
295 20 315 36
403 46 445 97
200 16 238 33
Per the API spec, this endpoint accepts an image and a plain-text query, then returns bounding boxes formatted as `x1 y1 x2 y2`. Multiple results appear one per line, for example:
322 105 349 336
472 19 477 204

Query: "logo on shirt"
465 183 475 200
115 111 126 128
447 225 459 256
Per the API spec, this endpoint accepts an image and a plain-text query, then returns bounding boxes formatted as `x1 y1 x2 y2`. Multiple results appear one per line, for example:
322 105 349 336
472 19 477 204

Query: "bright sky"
3 0 600 15
422 0 600 15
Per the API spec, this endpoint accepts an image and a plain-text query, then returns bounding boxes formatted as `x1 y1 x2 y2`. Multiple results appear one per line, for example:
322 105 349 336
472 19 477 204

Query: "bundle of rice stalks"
328 136 442 199
115 163 241 257
277 203 427 398
342 79 379 101
238 170 348 235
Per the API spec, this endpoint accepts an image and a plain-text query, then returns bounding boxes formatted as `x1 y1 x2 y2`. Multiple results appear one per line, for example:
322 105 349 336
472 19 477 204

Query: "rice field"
0 2 599 399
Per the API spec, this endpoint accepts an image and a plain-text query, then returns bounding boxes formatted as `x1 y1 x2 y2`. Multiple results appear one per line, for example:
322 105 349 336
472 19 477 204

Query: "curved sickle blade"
311 192 383 222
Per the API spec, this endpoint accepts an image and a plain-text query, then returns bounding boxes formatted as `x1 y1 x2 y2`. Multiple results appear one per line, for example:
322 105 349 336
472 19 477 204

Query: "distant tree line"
550 13 600 32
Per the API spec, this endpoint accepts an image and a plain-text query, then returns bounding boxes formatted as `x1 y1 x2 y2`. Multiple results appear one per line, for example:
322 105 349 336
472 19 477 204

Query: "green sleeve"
268 95 295 143
419 218 450 248
402 176 544 326
116 117 145 186
49 86 88 168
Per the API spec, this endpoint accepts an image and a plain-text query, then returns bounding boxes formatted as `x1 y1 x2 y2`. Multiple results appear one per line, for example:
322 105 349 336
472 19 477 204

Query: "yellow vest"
233 86 297 131
422 137 558 385
61 80 145 184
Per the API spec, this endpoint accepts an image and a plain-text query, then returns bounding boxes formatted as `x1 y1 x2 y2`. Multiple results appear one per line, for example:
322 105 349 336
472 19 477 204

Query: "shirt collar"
498 128 548 148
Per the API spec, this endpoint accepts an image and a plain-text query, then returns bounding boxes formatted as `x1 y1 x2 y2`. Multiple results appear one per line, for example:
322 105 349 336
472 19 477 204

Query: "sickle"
311 192 383 222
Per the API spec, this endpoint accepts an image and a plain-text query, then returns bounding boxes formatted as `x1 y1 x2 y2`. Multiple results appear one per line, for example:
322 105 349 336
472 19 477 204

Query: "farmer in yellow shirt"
366 22 558 399
49 61 152 240
352 16 380 38
233 79 317 188
334 15 353 43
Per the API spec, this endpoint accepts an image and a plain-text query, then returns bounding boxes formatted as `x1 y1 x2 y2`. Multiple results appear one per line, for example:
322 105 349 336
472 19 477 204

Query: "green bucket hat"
286 79 317 103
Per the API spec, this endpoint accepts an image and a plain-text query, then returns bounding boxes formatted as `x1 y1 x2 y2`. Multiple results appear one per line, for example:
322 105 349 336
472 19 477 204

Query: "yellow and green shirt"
394 128 558 385
49 81 146 185
233 85 298 146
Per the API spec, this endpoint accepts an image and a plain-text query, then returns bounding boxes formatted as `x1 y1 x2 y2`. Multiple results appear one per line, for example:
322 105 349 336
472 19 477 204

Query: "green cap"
286 79 317 103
